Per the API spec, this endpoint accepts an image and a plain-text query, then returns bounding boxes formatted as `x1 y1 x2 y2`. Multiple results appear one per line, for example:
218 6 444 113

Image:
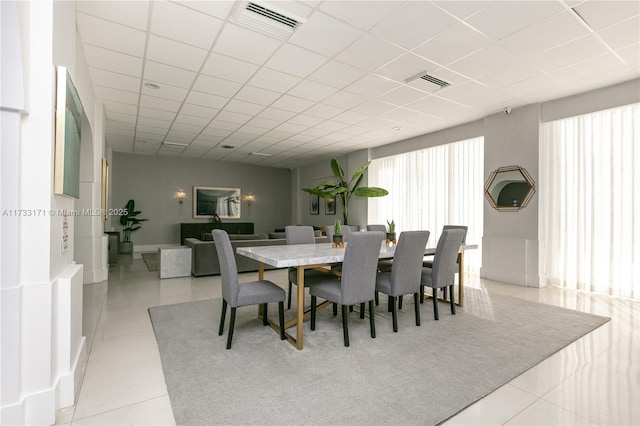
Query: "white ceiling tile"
289 11 363 57
336 34 405 72
350 100 397 116
318 1 401 30
434 1 492 20
235 125 268 136
345 75 400 97
245 116 281 130
103 101 138 115
466 1 564 40
77 0 149 30
249 68 301 93
376 53 440 84
208 119 243 132
77 13 146 57
137 115 172 130
435 80 489 105
573 1 640 31
141 82 187 102
565 67 638 95
138 106 177 121
180 104 219 119
501 74 562 98
371 2 457 50
143 61 196 88
145 35 208 71
184 91 229 109
201 53 259 83
266 43 328 78
404 96 471 118
551 52 627 84
223 99 265 116
303 103 344 119
174 113 210 127
213 23 282 65
377 107 423 124
192 74 242 98
95 86 139 105
83 45 142 78
150 0 222 49
377 86 428 106
140 95 181 112
276 122 308 133
308 60 367 88
332 110 368 125
174 1 235 20
476 60 543 89
270 95 315 113
287 114 324 127
533 34 609 72
288 80 338 102
597 16 640 50
106 111 136 124
257 107 297 121
447 43 519 78
89 68 140 93
499 11 589 57
412 23 492 66
135 124 168 136
617 43 640 65
322 91 367 109
235 86 282 106
315 120 348 131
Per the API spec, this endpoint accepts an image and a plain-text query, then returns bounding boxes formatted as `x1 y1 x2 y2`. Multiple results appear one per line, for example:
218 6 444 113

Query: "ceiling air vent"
405 71 451 93
233 1 303 40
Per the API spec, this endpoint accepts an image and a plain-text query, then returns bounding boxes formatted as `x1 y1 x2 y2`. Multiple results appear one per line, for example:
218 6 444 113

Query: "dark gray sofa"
185 232 326 276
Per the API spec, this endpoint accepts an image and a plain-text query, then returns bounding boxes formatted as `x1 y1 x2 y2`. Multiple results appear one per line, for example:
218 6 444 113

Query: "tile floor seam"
70 393 171 424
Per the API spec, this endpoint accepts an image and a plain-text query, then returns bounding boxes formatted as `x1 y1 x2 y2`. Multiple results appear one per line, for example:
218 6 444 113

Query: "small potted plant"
332 219 344 248
386 219 396 245
119 199 148 254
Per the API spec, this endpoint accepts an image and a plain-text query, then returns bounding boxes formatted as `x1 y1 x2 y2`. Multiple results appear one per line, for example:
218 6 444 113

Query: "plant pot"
332 235 344 248
119 241 133 254
386 232 396 241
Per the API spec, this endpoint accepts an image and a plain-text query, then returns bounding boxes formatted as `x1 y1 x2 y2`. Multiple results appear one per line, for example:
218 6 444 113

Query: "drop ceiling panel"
95 86 139 105
249 68 301 93
289 11 363 57
447 43 519 78
146 35 208 71
77 13 146 57
141 82 188 102
212 22 282 65
533 34 609 72
336 34 405 72
83 45 143 77
345 75 400 97
265 43 329 78
223 99 265 116
375 53 440 84
176 0 235 20
201 53 260 83
150 1 222 49
77 0 150 30
270 95 315 112
90 68 141 93
287 80 338 102
378 86 429 106
573 1 640 31
597 16 640 50
103 101 138 115
143 61 197 88
308 60 367 89
184 91 229 109
434 1 492 20
139 94 182 112
180 104 220 119
322 91 367 109
412 23 492 67
192 74 242 98
235 86 282 106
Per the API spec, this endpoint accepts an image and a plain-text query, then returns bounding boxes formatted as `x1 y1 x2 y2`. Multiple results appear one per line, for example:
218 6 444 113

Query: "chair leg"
387 296 393 312
218 299 227 336
398 295 403 310
349 305 354 312
360 302 365 319
310 295 317 331
278 301 285 340
226 307 236 349
414 293 420 326
369 300 376 339
375 291 379 306
391 296 398 332
450 285 456 315
262 303 268 326
442 286 448 301
432 288 439 321
420 285 424 304
287 282 293 309
333 302 337 316
342 305 349 347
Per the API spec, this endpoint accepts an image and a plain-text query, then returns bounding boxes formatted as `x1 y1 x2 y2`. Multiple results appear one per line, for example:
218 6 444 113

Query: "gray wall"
111 153 292 246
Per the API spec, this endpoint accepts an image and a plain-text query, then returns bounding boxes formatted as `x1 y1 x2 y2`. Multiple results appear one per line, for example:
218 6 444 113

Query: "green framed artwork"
54 66 84 198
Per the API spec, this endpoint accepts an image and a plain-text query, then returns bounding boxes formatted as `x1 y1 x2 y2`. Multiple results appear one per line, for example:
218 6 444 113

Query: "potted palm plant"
332 219 344 248
302 158 388 226
119 199 147 254
386 219 396 246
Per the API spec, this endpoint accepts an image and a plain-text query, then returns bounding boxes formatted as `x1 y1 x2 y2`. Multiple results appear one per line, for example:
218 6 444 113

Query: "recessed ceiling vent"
405 71 451 93
233 1 303 40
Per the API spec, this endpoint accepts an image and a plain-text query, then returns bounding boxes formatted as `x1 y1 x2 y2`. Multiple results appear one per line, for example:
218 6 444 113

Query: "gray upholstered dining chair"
366 224 387 233
325 223 352 243
420 228 466 320
285 225 327 310
422 225 468 302
367 224 393 273
309 231 384 347
213 230 285 349
375 230 430 332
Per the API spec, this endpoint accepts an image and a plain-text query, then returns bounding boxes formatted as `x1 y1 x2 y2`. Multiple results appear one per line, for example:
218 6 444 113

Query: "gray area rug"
141 252 158 272
148 288 609 426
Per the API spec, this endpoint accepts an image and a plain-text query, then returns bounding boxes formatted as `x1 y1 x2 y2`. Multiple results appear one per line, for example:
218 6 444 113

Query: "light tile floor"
56 256 640 425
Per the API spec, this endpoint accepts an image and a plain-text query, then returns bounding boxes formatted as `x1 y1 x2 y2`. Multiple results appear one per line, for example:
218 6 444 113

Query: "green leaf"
330 159 345 182
354 187 389 197
350 161 371 181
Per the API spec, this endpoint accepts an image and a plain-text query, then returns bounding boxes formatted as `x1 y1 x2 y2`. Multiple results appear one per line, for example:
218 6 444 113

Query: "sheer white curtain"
540 103 640 299
368 137 484 271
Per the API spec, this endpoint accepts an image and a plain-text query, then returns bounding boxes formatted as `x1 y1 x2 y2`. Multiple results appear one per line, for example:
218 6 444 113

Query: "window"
540 103 640 299
368 137 484 271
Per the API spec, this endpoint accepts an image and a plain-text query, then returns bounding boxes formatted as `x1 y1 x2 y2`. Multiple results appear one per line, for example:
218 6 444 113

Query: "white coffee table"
158 246 191 279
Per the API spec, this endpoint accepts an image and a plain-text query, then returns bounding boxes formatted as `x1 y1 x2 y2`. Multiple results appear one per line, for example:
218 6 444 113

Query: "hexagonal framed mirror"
484 165 536 212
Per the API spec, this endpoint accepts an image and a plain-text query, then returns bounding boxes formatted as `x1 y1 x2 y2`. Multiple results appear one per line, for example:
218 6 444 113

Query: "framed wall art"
310 194 319 215
193 186 241 219
325 196 336 215
54 66 84 198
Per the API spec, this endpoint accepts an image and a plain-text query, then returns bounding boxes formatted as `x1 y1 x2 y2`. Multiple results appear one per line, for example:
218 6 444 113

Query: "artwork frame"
310 194 319 215
193 186 241 219
325 196 336 215
54 66 84 198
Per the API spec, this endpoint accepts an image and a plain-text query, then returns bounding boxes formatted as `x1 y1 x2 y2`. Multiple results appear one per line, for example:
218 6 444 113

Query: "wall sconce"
177 191 186 215
244 194 256 215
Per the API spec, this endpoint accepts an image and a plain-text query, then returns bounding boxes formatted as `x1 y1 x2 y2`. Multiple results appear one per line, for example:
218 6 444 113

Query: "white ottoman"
158 246 192 279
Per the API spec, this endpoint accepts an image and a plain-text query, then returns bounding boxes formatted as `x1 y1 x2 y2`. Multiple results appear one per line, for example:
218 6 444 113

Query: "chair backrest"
431 229 466 287
340 231 385 305
212 230 239 306
366 224 387 233
325 224 353 243
390 230 431 295
442 225 468 244
285 225 316 245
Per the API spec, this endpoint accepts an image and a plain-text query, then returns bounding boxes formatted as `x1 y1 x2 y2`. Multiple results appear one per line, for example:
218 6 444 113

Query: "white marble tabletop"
236 242 477 268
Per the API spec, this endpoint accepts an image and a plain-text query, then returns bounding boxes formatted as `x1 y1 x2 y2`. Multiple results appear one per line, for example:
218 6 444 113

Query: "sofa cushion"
228 233 268 240
268 232 286 239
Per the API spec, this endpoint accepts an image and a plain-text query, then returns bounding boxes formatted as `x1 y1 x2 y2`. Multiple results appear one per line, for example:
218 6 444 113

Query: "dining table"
236 241 477 350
